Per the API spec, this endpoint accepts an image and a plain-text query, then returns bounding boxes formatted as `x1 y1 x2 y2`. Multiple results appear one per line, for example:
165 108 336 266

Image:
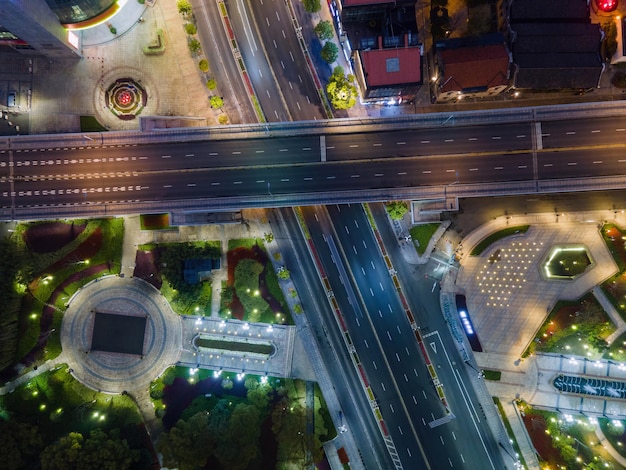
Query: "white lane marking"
256 150 265 153
370 288 374 296
469 168 478 171
290 51 295 61
444 139 453 143
593 161 603 164
352 245 357 254
494 166 503 170
568 162 577 166
373 361 377 370
304 177 313 180
375 173 383 177
492 136 501 140
232 151 241 155
404 373 408 382
163 185 172 188
211 182 220 185
422 389 427 399
259 69 263 78
161 155 171 159
378 310 383 318
544 163 553 167
619 160 626 163
281 178 289 182
421 140 430 144
446 169 455 173
397 141 406 145
380 282 384 291
361 267 366 275
302 147 311 151
407 448 412 457
518 165 527 169
354 219 359 228
396 352 400 362
282 29 286 38
440 435 445 445
468 137 477 141
413 395 418 404
185 154 195 157
355 316 360 327
298 74 303 83
461 454 465 463
591 130 601 133
266 90 271 98
187 183 196 187
414 368 418 376
422 170 432 174
256 180 265 183
326 146 335 149
275 11 280 21
273 39 277 48
542 133 551 137
398 426 403 435
344 225 349 234
234 181 242 184
566 131 576 135
387 330 392 341
362 239 367 248
388 304 393 312
381 382 386 391
351 175 360 178
452 431 457 440
398 171 407 175
617 128 626 132
209 152 218 156
373 143 382 146
279 149 288 152
281 61 285 69
389 403 394 413
288 82 293 89
349 144 359 148
364 339 369 348
265 17 270 26
326 176 335 180
516 134 526 138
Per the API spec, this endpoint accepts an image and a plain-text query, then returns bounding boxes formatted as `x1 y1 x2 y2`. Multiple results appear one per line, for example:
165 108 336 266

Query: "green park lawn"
0 365 151 468
523 293 614 358
470 225 530 256
409 223 440 255
601 224 626 322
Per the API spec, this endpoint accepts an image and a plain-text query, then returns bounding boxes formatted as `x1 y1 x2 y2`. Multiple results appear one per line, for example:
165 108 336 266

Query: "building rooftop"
438 44 509 93
360 42 421 87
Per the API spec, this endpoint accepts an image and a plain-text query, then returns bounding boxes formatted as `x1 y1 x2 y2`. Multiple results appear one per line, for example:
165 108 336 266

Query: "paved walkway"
437 209 626 469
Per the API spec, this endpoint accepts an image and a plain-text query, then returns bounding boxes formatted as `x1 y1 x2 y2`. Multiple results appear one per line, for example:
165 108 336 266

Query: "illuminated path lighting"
542 246 592 280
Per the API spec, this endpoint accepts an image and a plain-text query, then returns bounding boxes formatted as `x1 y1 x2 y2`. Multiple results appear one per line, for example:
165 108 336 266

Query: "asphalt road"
247 0 324 121
321 203 507 469
2 116 626 211
192 0 256 124
271 207 394 469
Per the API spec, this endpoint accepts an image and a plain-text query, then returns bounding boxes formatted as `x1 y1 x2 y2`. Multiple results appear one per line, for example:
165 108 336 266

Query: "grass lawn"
604 330 626 362
0 366 143 449
492 398 526 470
601 224 626 322
140 213 171 230
79 115 108 132
482 369 501 381
470 225 530 256
522 293 614 358
518 402 618 468
16 218 124 366
409 223 439 255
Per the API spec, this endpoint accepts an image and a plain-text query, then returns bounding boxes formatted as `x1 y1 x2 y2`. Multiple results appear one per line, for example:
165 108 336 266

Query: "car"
7 92 17 107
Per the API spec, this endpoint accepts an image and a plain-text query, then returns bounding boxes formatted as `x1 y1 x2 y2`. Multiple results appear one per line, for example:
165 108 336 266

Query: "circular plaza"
61 276 182 393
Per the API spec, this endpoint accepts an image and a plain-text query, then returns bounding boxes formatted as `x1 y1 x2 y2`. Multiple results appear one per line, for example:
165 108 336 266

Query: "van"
7 92 16 107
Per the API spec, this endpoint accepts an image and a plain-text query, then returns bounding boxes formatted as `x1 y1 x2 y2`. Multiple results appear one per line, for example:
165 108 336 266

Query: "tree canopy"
320 42 339 64
326 72 358 110
385 201 409 220
302 0 321 13
210 96 224 109
314 20 334 40
157 412 214 470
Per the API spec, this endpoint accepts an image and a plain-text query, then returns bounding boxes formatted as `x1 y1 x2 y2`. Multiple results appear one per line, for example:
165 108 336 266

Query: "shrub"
210 96 224 109
218 114 228 125
198 59 209 72
184 23 197 35
188 38 201 54
177 0 192 16
321 42 339 64
206 78 217 90
385 201 408 220
109 26 117 35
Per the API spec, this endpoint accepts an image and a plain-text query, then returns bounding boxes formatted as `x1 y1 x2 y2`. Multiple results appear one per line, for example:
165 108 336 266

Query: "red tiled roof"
439 44 509 93
360 47 421 87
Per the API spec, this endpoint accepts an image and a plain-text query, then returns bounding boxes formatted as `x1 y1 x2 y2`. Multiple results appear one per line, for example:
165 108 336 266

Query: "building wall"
0 0 80 58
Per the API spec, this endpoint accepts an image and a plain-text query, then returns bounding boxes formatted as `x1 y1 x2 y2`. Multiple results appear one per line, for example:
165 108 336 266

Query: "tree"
177 0 192 16
218 114 229 124
302 0 321 13
215 403 262 470
210 96 224 109
277 266 290 280
0 420 42 469
314 20 334 40
157 412 213 470
184 23 197 35
198 59 209 73
206 78 217 90
41 429 138 470
188 38 201 55
385 201 409 220
272 398 307 461
320 42 339 64
326 72 358 110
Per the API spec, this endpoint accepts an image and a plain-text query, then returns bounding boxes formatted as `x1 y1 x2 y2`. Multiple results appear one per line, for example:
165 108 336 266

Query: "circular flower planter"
104 78 147 120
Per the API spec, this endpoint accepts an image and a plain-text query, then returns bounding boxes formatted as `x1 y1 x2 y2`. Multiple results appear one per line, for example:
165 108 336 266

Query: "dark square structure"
91 311 147 355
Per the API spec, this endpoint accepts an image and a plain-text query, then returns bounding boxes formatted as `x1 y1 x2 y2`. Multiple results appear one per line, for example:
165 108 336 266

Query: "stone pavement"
456 214 618 356
439 209 626 469
30 0 215 134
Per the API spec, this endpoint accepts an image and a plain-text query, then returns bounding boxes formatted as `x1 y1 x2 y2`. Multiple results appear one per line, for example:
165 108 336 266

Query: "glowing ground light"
117 90 132 106
597 0 618 12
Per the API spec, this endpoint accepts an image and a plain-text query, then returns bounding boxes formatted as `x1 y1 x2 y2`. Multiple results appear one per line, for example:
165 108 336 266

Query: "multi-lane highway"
2 115 626 217
302 204 508 468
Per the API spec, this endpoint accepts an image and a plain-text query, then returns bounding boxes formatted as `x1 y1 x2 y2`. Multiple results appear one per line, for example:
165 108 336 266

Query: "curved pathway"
61 275 182 393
